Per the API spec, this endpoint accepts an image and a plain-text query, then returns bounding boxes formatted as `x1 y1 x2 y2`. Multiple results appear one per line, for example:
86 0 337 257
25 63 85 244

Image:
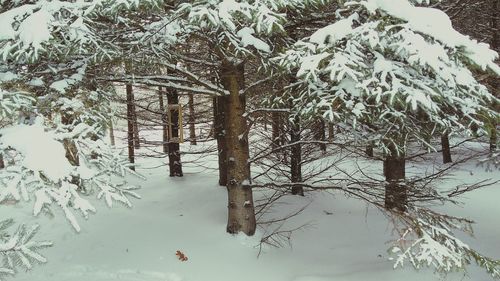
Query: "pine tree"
278 0 500 277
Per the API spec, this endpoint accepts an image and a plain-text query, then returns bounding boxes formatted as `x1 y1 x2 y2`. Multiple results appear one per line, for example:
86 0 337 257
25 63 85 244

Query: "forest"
0 0 499 280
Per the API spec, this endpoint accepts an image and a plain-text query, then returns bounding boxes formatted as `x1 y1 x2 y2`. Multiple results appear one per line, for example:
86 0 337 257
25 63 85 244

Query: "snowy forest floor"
4 133 500 281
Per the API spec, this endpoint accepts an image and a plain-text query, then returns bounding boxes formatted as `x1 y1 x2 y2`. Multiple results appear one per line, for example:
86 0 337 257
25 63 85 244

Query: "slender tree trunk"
290 115 303 196
365 142 374 157
0 153 4 169
441 131 452 164
109 121 115 146
271 111 281 149
490 125 497 152
489 0 498 152
166 88 183 177
61 112 80 166
263 112 268 131
328 123 334 141
315 119 327 152
214 96 228 186
188 94 197 145
126 84 135 171
384 143 407 212
158 86 169 154
220 60 256 236
131 85 140 149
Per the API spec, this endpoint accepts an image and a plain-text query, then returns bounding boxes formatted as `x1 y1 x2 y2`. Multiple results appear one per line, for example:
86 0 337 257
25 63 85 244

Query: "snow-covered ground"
4 135 499 281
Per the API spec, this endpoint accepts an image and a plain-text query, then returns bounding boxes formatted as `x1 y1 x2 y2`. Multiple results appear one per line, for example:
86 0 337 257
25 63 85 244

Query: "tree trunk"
263 112 268 131
126 84 135 171
213 96 228 186
315 119 326 152
271 111 281 149
290 115 303 196
166 88 183 177
158 86 169 154
489 0 499 152
129 92 140 149
490 125 497 152
384 143 407 212
61 112 80 166
365 142 374 157
188 94 197 145
441 131 452 164
109 121 115 146
0 153 4 169
328 123 334 141
220 60 256 236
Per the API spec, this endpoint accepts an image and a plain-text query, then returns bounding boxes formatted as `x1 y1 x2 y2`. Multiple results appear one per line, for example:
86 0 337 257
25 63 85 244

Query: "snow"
0 117 74 182
3 137 499 281
18 9 53 51
297 53 329 79
359 0 500 74
237 27 271 53
309 14 358 47
0 71 18 82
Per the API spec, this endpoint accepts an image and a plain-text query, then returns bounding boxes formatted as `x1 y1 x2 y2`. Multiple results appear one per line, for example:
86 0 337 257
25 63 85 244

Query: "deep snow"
3 136 499 281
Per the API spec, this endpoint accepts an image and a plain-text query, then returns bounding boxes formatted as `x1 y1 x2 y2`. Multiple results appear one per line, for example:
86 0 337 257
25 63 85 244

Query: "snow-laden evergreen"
0 219 52 281
0 1 159 277
278 0 499 153
277 0 500 277
0 0 499 279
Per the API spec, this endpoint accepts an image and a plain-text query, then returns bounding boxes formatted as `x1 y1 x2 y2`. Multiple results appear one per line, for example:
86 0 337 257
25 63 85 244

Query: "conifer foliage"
0 0 499 279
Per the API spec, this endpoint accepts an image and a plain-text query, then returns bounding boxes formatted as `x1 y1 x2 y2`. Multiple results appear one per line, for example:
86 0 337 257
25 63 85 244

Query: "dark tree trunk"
263 112 268 131
213 96 228 186
489 0 499 152
0 153 4 169
328 123 334 141
132 94 140 149
441 131 452 164
314 119 327 152
126 84 135 171
166 88 183 177
384 143 407 212
109 121 115 146
490 125 498 152
220 60 256 236
271 111 281 149
61 112 79 166
365 142 374 157
188 94 197 145
158 86 169 154
290 115 303 196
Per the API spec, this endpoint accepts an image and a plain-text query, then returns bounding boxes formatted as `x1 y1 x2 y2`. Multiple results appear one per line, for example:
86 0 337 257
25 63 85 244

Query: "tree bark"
109 121 115 146
328 123 334 141
166 88 183 177
490 125 497 152
158 86 169 154
489 0 499 152
271 111 281 149
61 112 80 166
126 83 135 171
315 119 327 152
0 153 4 169
441 131 452 164
213 96 228 186
132 98 140 149
188 94 197 145
290 115 303 196
220 60 256 236
365 142 374 157
384 143 407 212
